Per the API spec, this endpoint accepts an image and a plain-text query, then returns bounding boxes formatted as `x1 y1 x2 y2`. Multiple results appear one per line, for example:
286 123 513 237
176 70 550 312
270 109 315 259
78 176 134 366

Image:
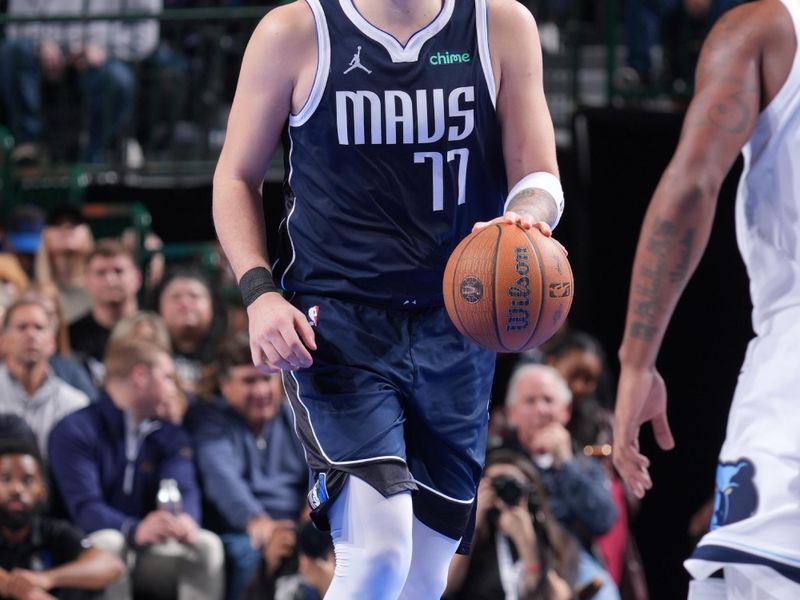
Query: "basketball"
443 223 573 353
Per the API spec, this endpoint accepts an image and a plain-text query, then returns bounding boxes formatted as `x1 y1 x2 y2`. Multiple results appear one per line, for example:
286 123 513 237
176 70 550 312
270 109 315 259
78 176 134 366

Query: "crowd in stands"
0 0 747 169
0 201 654 599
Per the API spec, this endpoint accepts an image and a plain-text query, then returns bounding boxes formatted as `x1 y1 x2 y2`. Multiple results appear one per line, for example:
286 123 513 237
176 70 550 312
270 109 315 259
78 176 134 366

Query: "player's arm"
212 4 317 372
614 3 765 497
475 0 561 234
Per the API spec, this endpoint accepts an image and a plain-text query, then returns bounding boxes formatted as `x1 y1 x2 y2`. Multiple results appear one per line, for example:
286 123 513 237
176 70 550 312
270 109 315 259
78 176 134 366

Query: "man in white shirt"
0 298 88 455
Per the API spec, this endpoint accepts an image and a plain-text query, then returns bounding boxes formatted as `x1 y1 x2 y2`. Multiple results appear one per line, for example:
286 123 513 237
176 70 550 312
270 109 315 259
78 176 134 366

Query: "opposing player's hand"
472 212 567 256
247 292 317 372
613 366 675 499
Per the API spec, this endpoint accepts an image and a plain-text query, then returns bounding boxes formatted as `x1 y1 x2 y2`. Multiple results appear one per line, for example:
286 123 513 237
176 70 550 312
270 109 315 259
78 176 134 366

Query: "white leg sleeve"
324 475 414 600
397 517 460 600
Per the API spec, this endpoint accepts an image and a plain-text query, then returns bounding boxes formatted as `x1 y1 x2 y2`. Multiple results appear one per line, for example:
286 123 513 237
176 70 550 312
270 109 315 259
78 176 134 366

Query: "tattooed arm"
473 0 561 236
613 3 768 497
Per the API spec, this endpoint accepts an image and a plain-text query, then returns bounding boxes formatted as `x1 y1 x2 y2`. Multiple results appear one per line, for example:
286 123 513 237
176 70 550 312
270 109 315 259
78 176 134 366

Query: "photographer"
445 450 577 600
242 519 335 600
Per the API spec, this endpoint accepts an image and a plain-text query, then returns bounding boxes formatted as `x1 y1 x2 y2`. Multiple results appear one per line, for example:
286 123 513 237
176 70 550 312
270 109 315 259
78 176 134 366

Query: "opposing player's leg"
685 317 800 597
724 565 800 599
325 475 413 599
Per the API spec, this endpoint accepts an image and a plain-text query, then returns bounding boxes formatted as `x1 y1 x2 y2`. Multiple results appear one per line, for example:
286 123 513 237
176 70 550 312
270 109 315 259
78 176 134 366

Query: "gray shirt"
0 365 90 456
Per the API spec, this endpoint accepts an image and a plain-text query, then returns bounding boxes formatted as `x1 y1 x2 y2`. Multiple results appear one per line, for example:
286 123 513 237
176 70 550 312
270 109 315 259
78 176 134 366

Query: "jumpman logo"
344 46 372 74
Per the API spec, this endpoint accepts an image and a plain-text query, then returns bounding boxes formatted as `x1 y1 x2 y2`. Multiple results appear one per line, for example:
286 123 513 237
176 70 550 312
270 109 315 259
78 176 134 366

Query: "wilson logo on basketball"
549 282 571 298
460 276 483 303
506 247 531 331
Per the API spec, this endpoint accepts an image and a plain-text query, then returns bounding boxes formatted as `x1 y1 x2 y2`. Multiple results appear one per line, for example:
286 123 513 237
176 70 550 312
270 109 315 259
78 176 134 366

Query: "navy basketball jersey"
274 0 507 307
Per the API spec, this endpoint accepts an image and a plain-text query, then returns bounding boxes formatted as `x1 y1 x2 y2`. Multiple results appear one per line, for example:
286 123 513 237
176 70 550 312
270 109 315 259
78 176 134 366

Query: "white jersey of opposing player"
685 0 800 591
735 0 800 335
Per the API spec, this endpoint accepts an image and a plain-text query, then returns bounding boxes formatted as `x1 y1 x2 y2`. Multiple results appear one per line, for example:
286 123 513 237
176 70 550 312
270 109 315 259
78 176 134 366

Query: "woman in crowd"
445 449 578 600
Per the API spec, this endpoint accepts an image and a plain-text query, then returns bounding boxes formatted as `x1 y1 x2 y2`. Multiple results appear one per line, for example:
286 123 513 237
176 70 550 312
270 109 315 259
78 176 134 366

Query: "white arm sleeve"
504 171 565 229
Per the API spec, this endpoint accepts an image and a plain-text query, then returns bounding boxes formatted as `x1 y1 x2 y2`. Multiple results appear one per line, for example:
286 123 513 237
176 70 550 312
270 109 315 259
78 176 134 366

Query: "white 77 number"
414 149 468 211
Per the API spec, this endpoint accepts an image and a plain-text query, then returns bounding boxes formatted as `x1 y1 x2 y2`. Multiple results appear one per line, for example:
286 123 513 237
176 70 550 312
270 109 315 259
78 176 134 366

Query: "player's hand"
472 212 567 256
247 292 317 372
613 366 675 499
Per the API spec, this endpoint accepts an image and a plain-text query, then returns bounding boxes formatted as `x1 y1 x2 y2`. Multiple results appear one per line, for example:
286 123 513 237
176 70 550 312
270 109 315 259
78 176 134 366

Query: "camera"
491 474 527 507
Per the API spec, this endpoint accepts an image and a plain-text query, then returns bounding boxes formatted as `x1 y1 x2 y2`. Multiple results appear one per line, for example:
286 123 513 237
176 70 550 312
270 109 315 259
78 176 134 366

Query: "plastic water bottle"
157 479 182 515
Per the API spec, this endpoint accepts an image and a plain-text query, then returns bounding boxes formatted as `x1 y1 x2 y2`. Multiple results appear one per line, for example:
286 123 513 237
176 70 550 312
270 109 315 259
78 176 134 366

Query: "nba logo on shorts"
307 305 320 327
710 458 758 530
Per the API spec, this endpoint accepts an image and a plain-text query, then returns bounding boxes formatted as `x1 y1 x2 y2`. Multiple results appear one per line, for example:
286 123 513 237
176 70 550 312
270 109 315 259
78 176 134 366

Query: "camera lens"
491 474 526 507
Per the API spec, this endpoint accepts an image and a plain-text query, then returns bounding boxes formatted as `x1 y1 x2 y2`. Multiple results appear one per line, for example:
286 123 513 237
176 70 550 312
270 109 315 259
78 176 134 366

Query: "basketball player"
612 0 800 597
212 0 564 598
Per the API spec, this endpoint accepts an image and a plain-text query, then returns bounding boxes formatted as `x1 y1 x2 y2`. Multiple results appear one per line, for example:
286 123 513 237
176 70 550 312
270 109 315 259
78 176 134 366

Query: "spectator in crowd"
47 338 223 600
544 331 610 450
0 254 30 314
0 414 37 448
108 311 171 352
108 311 187 424
545 335 649 598
21 287 98 401
242 519 336 600
69 241 142 385
0 0 161 164
154 268 225 395
505 364 620 600
34 208 93 325
445 449 577 600
2 205 45 279
187 333 307 600
0 438 125 600
0 298 89 455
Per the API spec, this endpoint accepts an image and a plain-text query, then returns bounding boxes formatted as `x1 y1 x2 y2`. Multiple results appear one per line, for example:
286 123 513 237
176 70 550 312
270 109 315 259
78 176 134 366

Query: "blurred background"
0 1 755 598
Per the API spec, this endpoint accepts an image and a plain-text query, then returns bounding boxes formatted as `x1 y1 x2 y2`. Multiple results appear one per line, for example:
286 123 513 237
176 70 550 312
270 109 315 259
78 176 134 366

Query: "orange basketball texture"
443 224 573 352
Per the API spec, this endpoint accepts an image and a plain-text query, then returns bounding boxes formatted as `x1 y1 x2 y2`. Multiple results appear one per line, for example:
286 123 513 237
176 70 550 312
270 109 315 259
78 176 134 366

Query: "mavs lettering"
336 86 475 145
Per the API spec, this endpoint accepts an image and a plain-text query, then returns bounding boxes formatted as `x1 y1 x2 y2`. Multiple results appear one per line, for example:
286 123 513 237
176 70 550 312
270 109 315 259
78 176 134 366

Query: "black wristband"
239 267 278 307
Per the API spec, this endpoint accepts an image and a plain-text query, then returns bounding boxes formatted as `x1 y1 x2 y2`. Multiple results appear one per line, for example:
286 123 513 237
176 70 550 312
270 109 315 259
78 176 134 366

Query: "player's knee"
370 537 413 586
332 536 413 595
364 540 413 594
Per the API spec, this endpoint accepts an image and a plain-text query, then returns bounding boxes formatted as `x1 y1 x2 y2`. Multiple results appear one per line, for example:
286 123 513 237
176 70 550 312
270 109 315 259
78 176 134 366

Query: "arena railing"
0 6 287 213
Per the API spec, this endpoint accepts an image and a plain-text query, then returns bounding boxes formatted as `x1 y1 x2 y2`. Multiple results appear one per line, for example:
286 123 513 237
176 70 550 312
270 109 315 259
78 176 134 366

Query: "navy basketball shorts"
281 294 496 552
